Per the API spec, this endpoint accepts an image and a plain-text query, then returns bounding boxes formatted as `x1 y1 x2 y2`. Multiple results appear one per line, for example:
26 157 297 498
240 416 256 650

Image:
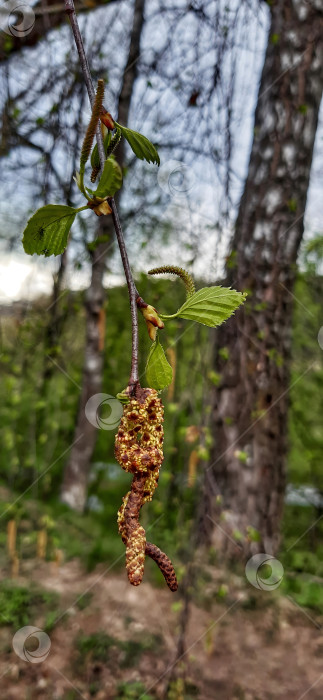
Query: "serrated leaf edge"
160 286 247 327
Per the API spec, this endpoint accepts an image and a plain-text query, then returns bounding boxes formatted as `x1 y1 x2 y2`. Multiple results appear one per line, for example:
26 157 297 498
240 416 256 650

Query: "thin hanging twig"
64 0 179 592
64 0 141 392
110 199 140 390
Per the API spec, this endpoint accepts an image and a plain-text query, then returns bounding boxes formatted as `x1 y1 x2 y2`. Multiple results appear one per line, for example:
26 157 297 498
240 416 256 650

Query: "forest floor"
0 559 322 700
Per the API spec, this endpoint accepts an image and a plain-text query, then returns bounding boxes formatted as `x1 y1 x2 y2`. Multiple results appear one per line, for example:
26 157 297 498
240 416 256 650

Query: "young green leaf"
161 286 246 327
90 155 122 199
146 337 173 390
22 204 79 257
115 123 160 165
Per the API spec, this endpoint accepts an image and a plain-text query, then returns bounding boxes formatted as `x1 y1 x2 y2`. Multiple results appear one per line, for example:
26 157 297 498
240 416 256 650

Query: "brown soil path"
0 560 322 699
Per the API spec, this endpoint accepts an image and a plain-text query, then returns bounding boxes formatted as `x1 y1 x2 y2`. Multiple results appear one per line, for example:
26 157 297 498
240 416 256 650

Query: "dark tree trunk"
61 0 146 511
43 249 68 381
60 237 111 510
200 0 323 557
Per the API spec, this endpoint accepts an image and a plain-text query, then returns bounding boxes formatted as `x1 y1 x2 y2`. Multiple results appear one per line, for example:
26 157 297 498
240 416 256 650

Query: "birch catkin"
79 79 105 172
115 388 178 591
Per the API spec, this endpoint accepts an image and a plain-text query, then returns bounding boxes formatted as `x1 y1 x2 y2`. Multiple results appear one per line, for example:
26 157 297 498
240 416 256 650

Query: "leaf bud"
139 304 164 340
100 108 115 130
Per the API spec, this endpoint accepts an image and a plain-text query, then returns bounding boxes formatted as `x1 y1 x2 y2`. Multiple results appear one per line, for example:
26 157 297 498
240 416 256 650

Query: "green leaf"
146 337 173 390
165 286 246 327
116 123 160 165
22 205 78 257
91 155 122 199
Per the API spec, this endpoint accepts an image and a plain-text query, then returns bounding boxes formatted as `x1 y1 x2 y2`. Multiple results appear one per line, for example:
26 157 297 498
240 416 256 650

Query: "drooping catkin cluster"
115 388 178 591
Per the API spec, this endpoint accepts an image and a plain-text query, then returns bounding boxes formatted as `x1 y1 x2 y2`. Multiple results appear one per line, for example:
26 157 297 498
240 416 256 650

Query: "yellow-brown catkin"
115 388 178 591
90 164 100 183
148 266 195 297
115 388 164 478
80 79 105 172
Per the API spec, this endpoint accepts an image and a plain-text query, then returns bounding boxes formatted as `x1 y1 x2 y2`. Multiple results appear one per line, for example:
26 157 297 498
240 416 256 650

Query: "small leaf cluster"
22 80 160 258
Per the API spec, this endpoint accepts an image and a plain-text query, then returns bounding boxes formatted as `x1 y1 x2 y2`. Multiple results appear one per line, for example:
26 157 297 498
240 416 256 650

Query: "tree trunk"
43 249 68 381
199 0 323 558
61 0 146 511
60 237 111 510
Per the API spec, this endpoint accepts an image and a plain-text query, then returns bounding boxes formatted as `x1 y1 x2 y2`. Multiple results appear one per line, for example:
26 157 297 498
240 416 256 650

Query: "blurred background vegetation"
0 265 322 592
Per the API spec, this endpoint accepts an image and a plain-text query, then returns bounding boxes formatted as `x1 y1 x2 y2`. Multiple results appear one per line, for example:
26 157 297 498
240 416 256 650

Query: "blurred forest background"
0 0 322 698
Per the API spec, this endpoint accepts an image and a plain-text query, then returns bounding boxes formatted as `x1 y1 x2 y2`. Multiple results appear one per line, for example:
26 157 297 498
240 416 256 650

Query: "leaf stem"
159 312 179 320
64 0 141 393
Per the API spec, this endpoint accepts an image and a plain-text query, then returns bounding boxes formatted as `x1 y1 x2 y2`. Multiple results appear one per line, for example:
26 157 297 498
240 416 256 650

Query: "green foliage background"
0 270 322 608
